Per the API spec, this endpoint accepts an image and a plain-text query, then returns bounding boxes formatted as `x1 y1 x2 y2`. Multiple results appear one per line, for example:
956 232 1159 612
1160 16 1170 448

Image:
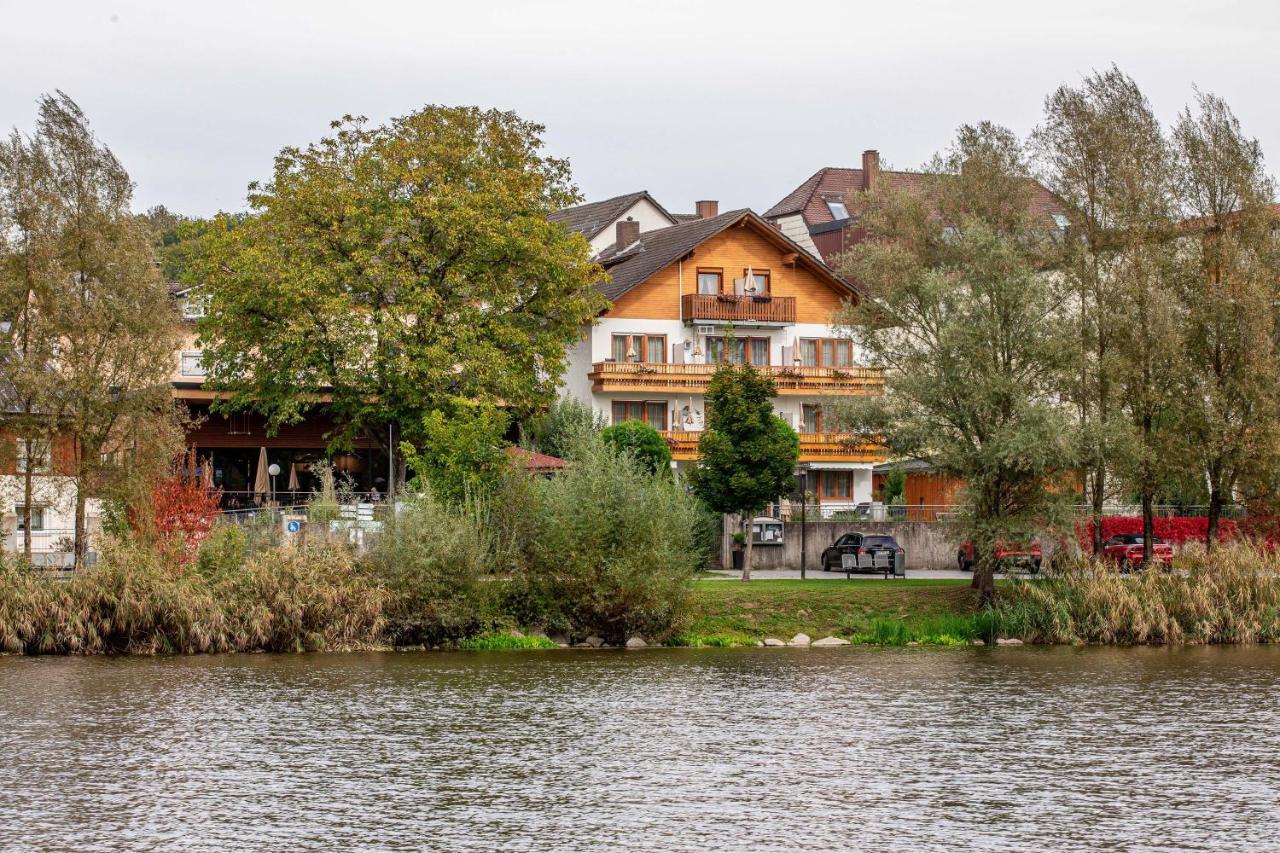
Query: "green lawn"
677 579 986 647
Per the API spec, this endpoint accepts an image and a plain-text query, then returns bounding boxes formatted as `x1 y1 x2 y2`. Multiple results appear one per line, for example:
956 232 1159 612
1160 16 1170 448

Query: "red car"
1101 534 1174 570
957 538 1041 573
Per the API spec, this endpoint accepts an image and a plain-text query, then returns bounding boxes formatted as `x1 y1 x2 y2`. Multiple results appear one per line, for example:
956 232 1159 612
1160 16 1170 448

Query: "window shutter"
781 344 793 365
671 342 684 364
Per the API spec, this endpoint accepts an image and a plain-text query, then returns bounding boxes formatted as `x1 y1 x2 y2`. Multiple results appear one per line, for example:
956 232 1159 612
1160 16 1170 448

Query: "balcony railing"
661 431 884 463
590 362 883 395
681 293 796 324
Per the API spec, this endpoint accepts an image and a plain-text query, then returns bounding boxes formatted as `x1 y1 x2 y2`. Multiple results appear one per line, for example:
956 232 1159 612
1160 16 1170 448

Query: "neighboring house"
558 201 886 510
764 149 1070 268
0 365 102 565
548 190 690 257
872 459 964 522
168 285 388 509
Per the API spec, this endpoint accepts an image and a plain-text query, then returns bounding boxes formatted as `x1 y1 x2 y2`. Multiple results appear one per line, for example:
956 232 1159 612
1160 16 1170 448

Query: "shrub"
404 400 511 504
151 467 222 565
456 631 558 651
501 436 703 642
600 420 672 474
524 396 604 460
196 522 249 579
368 493 493 645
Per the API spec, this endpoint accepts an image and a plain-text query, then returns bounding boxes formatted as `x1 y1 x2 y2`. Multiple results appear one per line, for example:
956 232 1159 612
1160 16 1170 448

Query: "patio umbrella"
287 462 300 493
253 446 270 505
201 456 214 490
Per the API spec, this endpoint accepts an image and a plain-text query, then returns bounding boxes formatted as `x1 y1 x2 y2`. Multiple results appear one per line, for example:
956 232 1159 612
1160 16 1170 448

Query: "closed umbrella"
287 462 300 495
201 456 214 490
253 447 270 505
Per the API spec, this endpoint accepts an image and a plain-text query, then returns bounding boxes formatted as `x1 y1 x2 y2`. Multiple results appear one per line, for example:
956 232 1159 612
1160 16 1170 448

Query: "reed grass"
989 543 1280 644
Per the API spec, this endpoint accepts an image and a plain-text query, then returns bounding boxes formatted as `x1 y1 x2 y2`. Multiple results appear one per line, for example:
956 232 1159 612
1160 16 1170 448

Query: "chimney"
615 217 640 253
695 199 719 220
861 149 880 192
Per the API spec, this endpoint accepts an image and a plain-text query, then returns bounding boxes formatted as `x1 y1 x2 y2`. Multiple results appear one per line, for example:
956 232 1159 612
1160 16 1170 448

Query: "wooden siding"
607 225 849 323
184 409 379 450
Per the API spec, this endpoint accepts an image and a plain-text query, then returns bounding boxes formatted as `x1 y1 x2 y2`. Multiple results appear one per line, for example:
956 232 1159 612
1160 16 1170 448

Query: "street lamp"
267 463 281 504
796 464 810 580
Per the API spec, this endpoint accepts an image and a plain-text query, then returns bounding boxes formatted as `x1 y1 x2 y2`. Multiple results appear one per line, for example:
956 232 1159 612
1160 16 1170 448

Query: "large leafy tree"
833 123 1075 603
1168 91 1280 547
1 93 184 567
689 363 799 581
192 106 607 482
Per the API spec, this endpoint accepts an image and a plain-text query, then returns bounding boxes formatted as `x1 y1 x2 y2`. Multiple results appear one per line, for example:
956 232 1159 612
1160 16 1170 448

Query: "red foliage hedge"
1075 515 1280 550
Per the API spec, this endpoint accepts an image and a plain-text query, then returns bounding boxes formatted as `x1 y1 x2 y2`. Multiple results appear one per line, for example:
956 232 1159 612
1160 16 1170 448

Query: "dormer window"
826 199 849 220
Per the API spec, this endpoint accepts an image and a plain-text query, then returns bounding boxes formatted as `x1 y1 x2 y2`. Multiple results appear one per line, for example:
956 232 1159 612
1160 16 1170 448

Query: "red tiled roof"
505 446 566 472
765 166 1068 230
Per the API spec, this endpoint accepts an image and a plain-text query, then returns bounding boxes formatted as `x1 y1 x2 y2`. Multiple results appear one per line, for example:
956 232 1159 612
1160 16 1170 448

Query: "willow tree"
1168 91 1280 547
192 106 607 485
1 93 183 566
833 123 1075 604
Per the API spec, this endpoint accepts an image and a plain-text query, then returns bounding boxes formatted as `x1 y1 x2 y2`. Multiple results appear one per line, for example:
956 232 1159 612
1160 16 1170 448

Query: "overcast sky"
2 0 1277 218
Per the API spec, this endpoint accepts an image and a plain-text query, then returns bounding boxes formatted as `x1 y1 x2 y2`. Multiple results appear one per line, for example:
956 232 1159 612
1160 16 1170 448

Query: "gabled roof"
548 191 678 242
594 208 858 303
765 166 1068 230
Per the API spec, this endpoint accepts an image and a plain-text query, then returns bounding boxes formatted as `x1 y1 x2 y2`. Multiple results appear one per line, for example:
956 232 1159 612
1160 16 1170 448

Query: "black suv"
821 533 904 575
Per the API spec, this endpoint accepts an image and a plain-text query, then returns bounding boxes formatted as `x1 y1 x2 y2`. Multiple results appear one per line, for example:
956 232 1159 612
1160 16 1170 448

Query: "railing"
590 362 883 395
1 528 97 567
661 431 884 463
681 293 796 324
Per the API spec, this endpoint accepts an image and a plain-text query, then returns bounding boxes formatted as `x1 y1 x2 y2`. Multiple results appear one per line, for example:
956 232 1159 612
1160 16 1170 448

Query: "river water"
1 646 1278 851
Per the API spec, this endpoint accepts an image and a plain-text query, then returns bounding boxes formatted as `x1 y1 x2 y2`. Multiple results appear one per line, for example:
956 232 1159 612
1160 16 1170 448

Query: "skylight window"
826 199 849 220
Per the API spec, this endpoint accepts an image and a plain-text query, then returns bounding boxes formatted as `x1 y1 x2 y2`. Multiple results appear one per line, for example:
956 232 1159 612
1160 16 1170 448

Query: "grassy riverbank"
675 579 988 646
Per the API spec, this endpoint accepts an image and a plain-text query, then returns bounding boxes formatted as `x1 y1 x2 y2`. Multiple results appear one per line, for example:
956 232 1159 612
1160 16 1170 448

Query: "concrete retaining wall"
734 521 961 572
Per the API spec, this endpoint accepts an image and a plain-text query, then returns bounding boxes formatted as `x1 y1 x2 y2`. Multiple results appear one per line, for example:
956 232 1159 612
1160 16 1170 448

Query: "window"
612 400 667 431
1051 213 1070 231
15 505 45 532
180 351 207 377
820 471 853 500
743 269 770 295
826 199 849 220
611 334 666 364
696 269 723 295
182 292 211 319
16 439 48 474
801 404 821 434
707 336 769 366
798 338 854 367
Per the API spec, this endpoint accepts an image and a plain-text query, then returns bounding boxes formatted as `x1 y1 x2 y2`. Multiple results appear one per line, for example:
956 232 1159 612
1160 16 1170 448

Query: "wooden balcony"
661 431 884 464
590 362 883 396
681 294 796 324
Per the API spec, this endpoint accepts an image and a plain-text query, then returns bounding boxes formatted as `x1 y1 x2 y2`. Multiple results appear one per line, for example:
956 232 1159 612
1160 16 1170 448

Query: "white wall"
773 214 821 259
586 197 680 256
0 474 102 558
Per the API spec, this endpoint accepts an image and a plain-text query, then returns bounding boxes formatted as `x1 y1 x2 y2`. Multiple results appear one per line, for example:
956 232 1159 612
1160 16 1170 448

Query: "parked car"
1100 533 1174 570
957 537 1042 573
821 533 905 575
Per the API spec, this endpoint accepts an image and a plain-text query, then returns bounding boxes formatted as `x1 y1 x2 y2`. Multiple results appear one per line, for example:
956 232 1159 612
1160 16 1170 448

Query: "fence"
762 503 1250 524
0 528 97 567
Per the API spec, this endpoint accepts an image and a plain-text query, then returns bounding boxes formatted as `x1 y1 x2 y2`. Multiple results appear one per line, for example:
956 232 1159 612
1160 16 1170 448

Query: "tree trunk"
1141 488 1154 567
973 550 997 606
21 462 34 562
1206 488 1223 554
73 486 87 571
1091 466 1105 559
741 510 753 582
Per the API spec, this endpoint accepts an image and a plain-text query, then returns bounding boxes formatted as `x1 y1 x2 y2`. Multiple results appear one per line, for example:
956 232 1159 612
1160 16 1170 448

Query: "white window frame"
15 505 46 532
182 292 211 319
180 351 208 377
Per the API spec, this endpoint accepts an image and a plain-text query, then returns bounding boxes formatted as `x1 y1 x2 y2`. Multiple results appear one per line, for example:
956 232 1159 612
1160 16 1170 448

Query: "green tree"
689 363 798 581
834 123 1075 603
600 420 672 474
1 93 184 567
192 106 607 481
1168 90 1280 548
402 398 510 505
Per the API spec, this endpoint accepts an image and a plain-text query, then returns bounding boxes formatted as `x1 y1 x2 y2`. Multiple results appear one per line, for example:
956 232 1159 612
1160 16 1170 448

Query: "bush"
524 396 604 460
368 493 493 645
500 436 703 642
600 420 672 474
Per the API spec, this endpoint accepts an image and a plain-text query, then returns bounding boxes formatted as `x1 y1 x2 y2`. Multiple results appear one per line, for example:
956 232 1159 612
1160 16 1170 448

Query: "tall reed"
990 543 1280 644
